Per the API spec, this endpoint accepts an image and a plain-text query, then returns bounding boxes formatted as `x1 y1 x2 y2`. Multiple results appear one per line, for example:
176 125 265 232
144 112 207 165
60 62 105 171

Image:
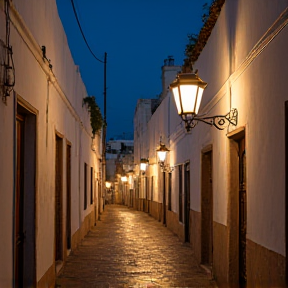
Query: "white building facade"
134 1 288 287
0 0 103 287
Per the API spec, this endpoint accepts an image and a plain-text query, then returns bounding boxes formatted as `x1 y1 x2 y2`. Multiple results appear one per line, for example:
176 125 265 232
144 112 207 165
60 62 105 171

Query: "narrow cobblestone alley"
56 205 217 288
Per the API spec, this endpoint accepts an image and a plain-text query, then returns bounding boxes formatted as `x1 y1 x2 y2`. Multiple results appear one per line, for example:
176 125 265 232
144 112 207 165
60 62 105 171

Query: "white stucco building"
0 0 103 287
134 1 288 287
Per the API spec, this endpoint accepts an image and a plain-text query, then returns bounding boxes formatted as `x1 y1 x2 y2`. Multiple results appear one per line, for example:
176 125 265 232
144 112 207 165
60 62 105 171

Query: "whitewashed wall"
147 96 170 202
135 0 288 260
183 0 288 257
0 0 102 286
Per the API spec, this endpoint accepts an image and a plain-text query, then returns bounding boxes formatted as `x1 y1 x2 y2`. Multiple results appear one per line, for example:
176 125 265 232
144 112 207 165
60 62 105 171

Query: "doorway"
184 162 190 242
55 135 63 265
162 172 166 225
238 138 246 287
228 128 246 286
15 104 36 287
66 144 71 250
178 165 183 223
201 149 213 267
285 101 288 287
168 173 172 211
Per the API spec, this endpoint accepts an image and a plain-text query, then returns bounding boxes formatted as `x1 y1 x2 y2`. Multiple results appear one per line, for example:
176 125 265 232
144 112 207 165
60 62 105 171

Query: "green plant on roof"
83 96 103 137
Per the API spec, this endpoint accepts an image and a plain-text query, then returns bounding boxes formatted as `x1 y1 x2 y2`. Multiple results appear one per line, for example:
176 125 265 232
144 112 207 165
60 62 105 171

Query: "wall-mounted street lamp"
156 142 174 173
140 158 149 175
170 70 238 132
105 181 112 189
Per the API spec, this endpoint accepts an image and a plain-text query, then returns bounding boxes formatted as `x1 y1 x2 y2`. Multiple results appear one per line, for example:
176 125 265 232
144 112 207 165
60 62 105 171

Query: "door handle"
16 231 26 245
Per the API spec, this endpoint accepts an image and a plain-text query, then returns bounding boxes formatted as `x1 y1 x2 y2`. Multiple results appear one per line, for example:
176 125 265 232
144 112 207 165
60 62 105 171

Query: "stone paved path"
56 205 217 288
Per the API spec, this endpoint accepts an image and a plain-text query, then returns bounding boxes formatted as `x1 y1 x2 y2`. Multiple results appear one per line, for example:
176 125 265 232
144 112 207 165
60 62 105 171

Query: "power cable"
70 0 105 64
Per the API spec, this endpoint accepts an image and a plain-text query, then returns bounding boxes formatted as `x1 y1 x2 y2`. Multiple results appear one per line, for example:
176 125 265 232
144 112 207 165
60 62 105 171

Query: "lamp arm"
193 108 238 130
158 160 174 173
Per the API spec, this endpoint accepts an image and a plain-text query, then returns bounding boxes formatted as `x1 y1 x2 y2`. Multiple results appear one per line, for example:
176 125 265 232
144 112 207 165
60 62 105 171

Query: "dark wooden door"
179 166 183 223
16 115 25 287
66 145 71 250
184 163 190 242
201 150 213 266
285 101 288 287
146 177 149 213
55 135 63 262
239 138 247 287
168 173 172 211
15 105 36 286
162 172 166 225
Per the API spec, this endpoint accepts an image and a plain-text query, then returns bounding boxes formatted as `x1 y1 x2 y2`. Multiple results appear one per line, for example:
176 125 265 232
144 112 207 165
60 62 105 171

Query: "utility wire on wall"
70 0 105 64
2 0 15 104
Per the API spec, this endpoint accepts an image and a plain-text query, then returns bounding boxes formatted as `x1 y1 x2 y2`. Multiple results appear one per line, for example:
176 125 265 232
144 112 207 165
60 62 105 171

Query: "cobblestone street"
56 205 217 288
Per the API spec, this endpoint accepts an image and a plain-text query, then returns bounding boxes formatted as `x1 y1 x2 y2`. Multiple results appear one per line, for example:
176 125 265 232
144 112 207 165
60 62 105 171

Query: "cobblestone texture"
56 205 217 288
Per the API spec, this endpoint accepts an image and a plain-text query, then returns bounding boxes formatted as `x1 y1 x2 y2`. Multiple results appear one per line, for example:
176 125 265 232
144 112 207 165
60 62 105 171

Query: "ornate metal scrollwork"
184 108 238 131
159 161 174 173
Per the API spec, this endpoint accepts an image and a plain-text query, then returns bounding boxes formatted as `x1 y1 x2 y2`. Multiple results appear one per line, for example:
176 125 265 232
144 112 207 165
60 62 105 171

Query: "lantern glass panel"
179 85 198 114
195 87 204 115
140 162 147 171
105 181 111 188
157 150 167 162
172 87 182 115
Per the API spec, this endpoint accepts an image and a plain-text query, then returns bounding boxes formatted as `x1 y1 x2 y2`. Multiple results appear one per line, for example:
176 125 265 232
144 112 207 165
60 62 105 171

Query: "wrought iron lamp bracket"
185 108 238 132
159 161 174 173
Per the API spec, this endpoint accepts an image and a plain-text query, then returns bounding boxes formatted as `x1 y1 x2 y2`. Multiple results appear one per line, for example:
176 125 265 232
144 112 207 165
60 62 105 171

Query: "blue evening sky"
56 0 209 140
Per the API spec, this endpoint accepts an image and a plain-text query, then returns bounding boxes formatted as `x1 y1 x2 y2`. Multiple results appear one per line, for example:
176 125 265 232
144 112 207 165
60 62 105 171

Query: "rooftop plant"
83 96 103 137
183 0 225 71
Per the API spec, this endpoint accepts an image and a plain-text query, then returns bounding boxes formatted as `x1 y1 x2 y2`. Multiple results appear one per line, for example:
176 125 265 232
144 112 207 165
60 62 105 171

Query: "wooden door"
285 101 288 287
201 150 213 266
55 135 63 262
162 172 166 225
179 166 183 223
239 138 247 287
168 173 172 211
66 144 71 250
184 162 190 242
16 115 25 287
15 105 36 286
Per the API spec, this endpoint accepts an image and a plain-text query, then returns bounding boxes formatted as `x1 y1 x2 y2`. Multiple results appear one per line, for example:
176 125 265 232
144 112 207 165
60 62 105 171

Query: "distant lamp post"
121 176 128 182
156 142 174 173
170 70 238 132
105 181 112 189
140 158 149 175
128 175 133 185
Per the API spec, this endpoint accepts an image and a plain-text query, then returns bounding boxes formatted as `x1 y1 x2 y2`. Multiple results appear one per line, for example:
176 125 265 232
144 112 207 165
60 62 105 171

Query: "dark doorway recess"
285 101 288 285
201 150 213 267
66 144 71 250
238 137 246 287
184 162 190 242
162 172 166 225
55 135 63 264
15 103 36 287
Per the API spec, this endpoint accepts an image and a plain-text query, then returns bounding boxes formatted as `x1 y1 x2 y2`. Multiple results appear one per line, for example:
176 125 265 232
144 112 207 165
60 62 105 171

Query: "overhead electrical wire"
70 0 105 64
